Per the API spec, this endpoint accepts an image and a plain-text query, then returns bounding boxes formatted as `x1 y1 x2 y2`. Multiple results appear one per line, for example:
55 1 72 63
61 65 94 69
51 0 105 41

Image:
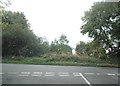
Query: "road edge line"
79 73 92 86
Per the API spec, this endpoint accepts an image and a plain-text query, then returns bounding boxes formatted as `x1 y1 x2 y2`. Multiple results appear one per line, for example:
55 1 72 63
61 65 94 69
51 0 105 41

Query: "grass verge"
2 54 119 67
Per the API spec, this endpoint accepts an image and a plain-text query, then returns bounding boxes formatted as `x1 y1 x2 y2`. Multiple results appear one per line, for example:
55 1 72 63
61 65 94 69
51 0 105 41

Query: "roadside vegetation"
2 53 119 67
1 1 120 67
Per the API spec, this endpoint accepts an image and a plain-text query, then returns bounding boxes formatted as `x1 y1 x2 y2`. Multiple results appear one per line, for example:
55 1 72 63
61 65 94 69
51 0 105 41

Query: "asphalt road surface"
1 64 120 86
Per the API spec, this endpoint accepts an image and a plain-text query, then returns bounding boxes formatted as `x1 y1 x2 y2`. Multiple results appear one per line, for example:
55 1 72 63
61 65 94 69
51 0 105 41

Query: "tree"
38 37 50 54
75 41 86 55
2 11 43 57
50 34 72 54
2 11 29 30
0 0 11 25
86 41 106 59
0 0 11 9
75 41 106 58
81 2 120 58
59 34 69 45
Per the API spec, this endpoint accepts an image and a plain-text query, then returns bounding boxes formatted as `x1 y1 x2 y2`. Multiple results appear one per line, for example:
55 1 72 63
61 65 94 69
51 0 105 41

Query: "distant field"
2 53 119 67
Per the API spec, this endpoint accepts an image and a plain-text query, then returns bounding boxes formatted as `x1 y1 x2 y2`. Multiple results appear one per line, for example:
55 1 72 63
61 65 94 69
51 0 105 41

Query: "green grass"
2 53 119 67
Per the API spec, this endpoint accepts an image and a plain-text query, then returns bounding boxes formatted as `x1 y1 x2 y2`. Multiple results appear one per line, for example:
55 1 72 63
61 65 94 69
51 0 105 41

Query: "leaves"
50 34 72 54
2 11 47 57
81 2 120 58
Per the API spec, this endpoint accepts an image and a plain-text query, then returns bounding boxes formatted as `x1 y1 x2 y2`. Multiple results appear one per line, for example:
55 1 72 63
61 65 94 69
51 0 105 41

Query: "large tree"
2 11 43 57
81 2 120 58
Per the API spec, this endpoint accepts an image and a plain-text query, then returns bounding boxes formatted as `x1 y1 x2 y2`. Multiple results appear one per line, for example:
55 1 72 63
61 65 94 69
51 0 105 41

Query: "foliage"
75 41 86 55
2 11 49 57
42 53 80 62
0 0 11 30
81 2 120 58
85 41 106 59
0 0 11 9
75 41 106 59
59 34 69 45
50 34 72 54
2 55 119 67
39 38 50 54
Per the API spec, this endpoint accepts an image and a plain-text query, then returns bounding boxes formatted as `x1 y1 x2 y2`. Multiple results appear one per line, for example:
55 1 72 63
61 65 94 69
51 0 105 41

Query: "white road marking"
18 72 30 76
33 72 42 74
31 74 42 76
59 75 70 76
0 73 4 75
74 74 81 76
107 73 116 76
73 73 81 76
58 72 69 74
79 73 92 86
8 72 18 74
45 74 55 76
45 72 55 76
85 73 94 75
73 73 79 74
58 72 69 76
21 72 30 74
96 73 100 75
46 72 54 74
18 74 29 76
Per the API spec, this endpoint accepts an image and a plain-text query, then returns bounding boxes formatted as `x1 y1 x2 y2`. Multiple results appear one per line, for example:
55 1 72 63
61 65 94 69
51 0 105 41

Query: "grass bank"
2 53 119 67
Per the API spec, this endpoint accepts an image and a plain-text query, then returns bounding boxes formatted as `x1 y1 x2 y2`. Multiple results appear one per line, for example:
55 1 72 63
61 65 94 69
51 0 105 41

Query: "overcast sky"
6 0 102 49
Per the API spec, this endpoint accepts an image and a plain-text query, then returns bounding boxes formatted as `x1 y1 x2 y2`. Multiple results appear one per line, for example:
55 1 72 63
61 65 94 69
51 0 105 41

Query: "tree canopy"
2 11 49 57
81 2 120 58
50 34 72 54
75 41 86 55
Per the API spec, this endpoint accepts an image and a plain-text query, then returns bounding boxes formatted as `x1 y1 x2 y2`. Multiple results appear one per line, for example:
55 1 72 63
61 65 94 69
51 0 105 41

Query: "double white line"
32 72 42 76
59 72 69 76
18 72 30 76
73 73 81 76
45 72 55 76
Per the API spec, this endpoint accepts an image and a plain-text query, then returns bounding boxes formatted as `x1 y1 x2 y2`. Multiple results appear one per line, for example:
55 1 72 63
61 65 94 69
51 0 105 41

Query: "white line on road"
8 72 18 74
79 73 92 86
33 72 42 74
107 73 116 76
96 73 100 75
84 73 94 75
0 73 4 75
59 74 70 76
58 72 69 74
45 74 55 76
58 72 69 76
73 73 79 74
18 74 29 76
73 73 81 76
21 72 30 74
74 74 81 76
19 72 30 76
46 72 54 74
31 74 42 76
45 72 55 76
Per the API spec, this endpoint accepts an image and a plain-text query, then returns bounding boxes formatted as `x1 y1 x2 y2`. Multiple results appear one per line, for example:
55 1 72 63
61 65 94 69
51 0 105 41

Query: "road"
1 64 120 86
